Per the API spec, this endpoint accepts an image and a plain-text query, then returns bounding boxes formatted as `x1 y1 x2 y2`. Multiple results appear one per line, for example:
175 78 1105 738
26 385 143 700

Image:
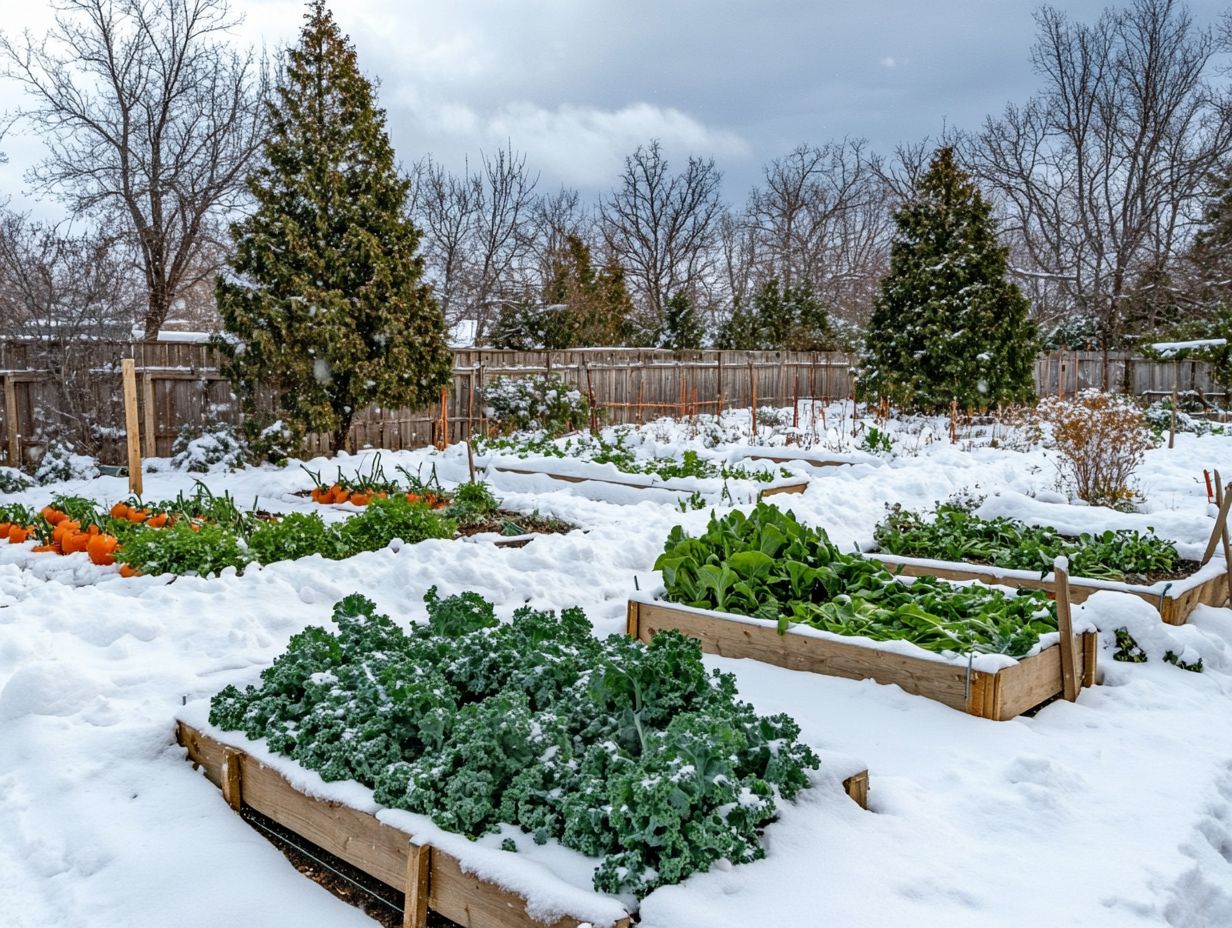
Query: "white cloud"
881 56 897 68
394 96 751 190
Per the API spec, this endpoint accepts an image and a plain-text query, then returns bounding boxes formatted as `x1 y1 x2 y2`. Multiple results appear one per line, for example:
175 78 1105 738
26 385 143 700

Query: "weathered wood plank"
630 600 1095 721
176 724 632 928
867 553 1227 626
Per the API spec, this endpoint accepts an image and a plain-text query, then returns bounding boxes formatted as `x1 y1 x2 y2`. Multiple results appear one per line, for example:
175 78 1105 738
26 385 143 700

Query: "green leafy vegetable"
657 503 1058 658
210 590 819 897
874 500 1181 582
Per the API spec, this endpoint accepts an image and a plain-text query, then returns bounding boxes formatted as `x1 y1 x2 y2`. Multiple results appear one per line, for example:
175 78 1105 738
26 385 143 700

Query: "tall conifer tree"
216 0 450 453
863 148 1037 411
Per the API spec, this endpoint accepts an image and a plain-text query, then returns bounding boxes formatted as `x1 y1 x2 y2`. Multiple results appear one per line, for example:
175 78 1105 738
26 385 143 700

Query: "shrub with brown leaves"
1038 391 1151 509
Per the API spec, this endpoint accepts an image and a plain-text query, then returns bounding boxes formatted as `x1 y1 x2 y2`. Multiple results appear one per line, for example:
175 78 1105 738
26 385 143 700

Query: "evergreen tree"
862 148 1037 412
1189 164 1232 312
717 279 834 351
215 0 450 454
660 292 704 350
544 235 636 346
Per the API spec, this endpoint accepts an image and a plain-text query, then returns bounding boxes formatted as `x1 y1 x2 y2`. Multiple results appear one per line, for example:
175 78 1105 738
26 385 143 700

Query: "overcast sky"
1 0 1228 216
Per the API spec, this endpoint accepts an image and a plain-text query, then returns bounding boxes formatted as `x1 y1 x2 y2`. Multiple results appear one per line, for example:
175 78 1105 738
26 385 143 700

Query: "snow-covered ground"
2 407 1231 927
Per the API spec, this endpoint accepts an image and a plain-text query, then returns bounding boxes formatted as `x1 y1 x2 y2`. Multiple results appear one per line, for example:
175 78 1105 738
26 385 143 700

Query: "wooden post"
1169 369 1178 450
121 358 143 496
1054 559 1079 702
583 361 598 434
3 375 17 466
403 842 432 928
1213 471 1232 607
716 352 724 417
1200 475 1232 566
749 362 757 441
222 748 243 812
141 373 157 459
636 378 644 424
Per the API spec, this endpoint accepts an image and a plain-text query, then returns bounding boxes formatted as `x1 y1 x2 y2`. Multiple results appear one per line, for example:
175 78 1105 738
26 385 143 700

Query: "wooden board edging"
489 461 808 501
864 552 1228 626
176 722 632 928
627 599 1096 722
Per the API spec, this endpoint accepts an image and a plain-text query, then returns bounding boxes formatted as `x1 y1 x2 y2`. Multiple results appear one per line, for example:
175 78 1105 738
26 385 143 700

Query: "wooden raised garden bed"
863 552 1228 626
487 461 809 500
176 722 633 928
863 473 1232 627
627 597 1097 721
732 450 850 470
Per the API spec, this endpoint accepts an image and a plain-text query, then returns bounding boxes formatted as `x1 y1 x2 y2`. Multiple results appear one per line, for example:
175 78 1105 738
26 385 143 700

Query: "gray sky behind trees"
1 0 1229 212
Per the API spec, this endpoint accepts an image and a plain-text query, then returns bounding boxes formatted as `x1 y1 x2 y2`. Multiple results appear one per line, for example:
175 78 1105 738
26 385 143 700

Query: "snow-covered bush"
34 440 100 484
0 466 33 494
243 417 298 465
1144 396 1225 440
1038 391 1151 509
170 422 248 473
481 374 592 436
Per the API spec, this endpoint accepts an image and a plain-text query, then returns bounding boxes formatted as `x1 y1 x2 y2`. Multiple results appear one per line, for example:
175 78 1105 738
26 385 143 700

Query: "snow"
2 404 1232 926
1151 338 1227 357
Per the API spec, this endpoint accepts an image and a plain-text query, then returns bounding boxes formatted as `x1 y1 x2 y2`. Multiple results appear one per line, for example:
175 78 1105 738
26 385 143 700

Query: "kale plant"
210 590 819 897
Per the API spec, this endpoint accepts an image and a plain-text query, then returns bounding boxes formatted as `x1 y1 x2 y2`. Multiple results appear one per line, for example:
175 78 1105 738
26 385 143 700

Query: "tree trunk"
332 412 354 456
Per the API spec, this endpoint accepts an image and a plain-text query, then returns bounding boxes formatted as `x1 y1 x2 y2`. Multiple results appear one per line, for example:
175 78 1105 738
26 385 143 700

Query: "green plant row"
656 503 1058 658
478 429 785 483
1 483 508 577
873 500 1181 582
209 590 819 897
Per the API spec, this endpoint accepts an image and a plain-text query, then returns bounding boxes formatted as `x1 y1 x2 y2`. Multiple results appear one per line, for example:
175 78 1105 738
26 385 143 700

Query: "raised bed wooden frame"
488 462 809 500
864 472 1232 626
177 722 633 928
627 598 1097 721
863 552 1228 626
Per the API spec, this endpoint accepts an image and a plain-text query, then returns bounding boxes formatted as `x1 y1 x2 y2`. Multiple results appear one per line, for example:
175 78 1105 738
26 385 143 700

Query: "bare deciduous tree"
1 0 267 337
0 211 142 453
409 144 538 341
601 140 723 338
974 0 1232 363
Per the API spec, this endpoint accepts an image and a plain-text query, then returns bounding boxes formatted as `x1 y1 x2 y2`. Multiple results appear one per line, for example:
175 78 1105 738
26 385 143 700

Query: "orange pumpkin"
126 508 149 523
62 531 91 555
405 493 421 504
8 525 31 544
349 492 371 507
32 543 58 553
147 513 169 528
53 519 81 545
41 506 67 526
110 501 130 520
86 533 119 566
119 564 141 578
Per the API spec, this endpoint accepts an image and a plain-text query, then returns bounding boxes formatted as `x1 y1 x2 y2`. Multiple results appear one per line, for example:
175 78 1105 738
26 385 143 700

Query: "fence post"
749 361 757 441
141 373 157 459
3 375 17 466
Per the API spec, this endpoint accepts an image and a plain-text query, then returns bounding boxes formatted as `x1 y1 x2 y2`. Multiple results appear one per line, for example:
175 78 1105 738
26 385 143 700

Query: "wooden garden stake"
1200 473 1232 567
466 438 476 484
1054 558 1079 702
1213 471 1232 606
1169 377 1179 449
121 358 143 496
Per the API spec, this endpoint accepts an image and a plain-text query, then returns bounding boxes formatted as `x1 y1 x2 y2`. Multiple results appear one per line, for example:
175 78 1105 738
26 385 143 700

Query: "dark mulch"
240 806 459 928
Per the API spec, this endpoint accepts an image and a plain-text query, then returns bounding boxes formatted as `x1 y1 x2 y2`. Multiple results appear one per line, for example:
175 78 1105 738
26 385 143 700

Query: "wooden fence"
0 341 1224 466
